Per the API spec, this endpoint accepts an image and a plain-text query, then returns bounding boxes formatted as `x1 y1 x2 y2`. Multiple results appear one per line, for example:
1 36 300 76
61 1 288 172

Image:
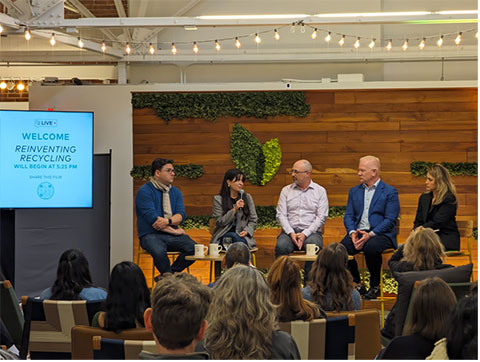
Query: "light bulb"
339 35 345 46
0 24 3 34
455 32 462 45
368 39 375 49
78 37 84 48
25 29 31 40
354 37 360 48
0 81 6 89
7 81 14 91
235 37 241 48
171 43 177 55
418 38 426 50
386 40 392 51
274 29 280 40
325 32 331 42
101 41 107 53
50 33 56 46
255 33 261 44
125 43 131 54
215 40 221 51
436 35 443 47
402 39 408 51
290 22 295 33
17 82 25 91
193 42 199 53
300 23 305 33
148 43 155 55
311 28 317 40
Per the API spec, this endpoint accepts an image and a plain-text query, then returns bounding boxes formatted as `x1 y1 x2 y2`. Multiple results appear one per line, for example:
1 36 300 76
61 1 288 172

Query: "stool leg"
361 255 366 285
380 269 385 328
252 253 256 267
209 262 213 283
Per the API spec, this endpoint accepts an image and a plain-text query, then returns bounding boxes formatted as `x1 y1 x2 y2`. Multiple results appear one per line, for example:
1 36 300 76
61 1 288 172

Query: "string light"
300 23 305 33
455 32 462 45
0 81 6 89
386 39 392 51
101 41 107 53
78 37 84 48
311 28 317 40
418 38 426 50
325 32 331 42
171 43 177 55
234 37 241 48
215 40 221 51
148 43 155 55
254 33 261 44
193 41 199 53
125 42 131 54
339 35 345 46
290 22 295 33
274 29 280 40
402 39 409 51
354 37 360 48
368 38 375 48
436 35 444 47
49 33 56 46
17 81 25 91
25 29 31 41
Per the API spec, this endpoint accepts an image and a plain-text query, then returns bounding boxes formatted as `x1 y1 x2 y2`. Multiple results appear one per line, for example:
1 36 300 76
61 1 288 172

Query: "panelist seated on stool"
340 155 400 300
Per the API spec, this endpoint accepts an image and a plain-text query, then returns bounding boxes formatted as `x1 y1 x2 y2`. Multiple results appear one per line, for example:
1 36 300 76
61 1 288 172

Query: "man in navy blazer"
340 155 400 300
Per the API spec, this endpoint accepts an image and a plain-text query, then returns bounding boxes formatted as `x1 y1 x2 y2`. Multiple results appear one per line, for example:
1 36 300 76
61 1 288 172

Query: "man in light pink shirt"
275 159 329 278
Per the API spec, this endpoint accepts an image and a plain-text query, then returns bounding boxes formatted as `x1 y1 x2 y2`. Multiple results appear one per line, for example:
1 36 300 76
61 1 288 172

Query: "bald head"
358 155 381 187
291 159 312 189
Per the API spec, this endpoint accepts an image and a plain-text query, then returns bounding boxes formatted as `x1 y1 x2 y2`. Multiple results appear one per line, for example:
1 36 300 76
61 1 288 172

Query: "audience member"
0 320 19 358
198 265 300 359
140 273 212 359
413 163 460 251
378 277 457 359
276 159 329 278
208 242 251 288
210 168 258 248
427 287 478 360
39 249 106 300
267 256 324 322
302 243 361 311
340 155 400 300
91 261 150 332
135 158 196 276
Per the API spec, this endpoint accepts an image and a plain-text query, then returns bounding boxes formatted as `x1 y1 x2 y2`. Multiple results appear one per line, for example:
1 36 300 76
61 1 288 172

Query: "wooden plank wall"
133 88 478 283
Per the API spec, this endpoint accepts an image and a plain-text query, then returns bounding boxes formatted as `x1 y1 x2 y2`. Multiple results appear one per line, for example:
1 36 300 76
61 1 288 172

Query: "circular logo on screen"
37 182 54 200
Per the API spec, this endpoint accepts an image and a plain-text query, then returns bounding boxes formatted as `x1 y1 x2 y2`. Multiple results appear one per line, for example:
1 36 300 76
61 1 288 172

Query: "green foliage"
261 138 282 185
256 206 280 229
362 270 398 294
182 215 211 230
410 161 478 177
230 124 265 185
329 206 347 218
131 91 310 123
130 164 204 180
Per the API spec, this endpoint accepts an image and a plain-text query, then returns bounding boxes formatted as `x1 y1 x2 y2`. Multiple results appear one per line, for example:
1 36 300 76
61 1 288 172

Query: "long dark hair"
308 243 354 311
219 168 250 219
446 291 477 359
50 249 94 300
104 261 151 333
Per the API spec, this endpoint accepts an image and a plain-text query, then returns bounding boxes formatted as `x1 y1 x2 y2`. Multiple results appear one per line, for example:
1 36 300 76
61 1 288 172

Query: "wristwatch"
168 218 172 226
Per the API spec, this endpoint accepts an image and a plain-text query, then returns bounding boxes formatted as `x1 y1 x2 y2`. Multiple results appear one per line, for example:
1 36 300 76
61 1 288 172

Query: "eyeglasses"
290 169 308 174
163 168 175 174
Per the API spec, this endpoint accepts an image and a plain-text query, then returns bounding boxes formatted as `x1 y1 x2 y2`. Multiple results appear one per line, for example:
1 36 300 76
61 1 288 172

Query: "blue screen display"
0 110 93 208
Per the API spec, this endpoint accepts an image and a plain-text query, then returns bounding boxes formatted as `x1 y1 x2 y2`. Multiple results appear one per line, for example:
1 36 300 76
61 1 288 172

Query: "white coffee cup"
209 243 222 257
306 244 320 256
194 244 208 257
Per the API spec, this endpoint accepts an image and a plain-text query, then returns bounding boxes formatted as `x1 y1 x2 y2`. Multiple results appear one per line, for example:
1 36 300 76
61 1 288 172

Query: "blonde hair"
204 265 277 359
427 164 457 205
402 227 446 270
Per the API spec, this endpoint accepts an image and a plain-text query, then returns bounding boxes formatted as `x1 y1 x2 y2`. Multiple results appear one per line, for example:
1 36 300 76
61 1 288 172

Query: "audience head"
308 243 354 311
291 159 312 187
219 168 250 217
426 163 457 204
446 290 477 359
144 273 212 353
204 265 276 359
104 261 151 333
402 226 446 271
225 242 250 269
267 256 319 322
358 155 381 186
50 249 93 300
405 277 457 341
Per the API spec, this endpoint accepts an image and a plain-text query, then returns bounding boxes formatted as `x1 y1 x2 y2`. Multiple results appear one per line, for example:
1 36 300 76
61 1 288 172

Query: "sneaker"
355 283 368 296
363 286 380 300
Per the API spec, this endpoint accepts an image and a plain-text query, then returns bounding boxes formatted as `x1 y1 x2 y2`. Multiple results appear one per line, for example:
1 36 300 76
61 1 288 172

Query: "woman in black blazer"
413 164 460 251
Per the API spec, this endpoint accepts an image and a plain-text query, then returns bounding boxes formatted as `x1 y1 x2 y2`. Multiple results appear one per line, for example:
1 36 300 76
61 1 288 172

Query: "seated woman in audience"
388 226 451 274
302 243 361 311
198 265 300 359
267 255 324 322
39 249 106 301
378 277 457 359
210 168 257 249
413 163 460 251
91 261 150 332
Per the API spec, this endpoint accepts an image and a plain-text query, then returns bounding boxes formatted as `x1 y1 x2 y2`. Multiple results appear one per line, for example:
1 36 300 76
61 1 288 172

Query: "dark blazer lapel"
424 192 434 218
368 180 384 215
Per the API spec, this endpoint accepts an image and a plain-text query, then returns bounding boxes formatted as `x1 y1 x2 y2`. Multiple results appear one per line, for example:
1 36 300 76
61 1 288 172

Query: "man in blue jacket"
135 158 196 276
341 155 400 300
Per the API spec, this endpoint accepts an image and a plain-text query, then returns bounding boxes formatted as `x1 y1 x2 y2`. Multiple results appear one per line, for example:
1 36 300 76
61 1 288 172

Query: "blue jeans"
221 231 248 247
140 232 196 274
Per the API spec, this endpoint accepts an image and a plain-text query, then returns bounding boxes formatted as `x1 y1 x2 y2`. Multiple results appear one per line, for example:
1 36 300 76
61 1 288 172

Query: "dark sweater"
379 333 436 359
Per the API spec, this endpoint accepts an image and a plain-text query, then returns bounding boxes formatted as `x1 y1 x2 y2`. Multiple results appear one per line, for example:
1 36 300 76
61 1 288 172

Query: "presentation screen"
0 110 93 208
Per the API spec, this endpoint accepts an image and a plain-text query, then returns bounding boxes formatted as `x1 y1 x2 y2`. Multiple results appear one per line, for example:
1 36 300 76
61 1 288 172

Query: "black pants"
340 234 395 287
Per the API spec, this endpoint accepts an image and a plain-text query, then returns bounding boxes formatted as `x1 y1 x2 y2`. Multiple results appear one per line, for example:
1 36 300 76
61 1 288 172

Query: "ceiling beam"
0 0 24 18
131 0 149 41
113 0 131 42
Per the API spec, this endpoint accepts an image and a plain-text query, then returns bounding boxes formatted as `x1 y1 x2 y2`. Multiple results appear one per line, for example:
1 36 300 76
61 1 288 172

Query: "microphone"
238 189 244 209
